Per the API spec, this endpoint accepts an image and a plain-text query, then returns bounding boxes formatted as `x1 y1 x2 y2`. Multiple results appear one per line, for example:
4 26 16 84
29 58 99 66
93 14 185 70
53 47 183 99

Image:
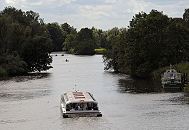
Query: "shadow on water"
183 93 189 104
1 73 50 82
118 78 163 93
0 90 51 101
0 73 51 101
117 77 189 104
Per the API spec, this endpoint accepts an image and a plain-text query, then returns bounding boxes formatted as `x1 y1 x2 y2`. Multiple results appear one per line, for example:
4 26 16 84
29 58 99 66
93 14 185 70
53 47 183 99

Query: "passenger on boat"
70 107 75 111
78 105 82 110
83 104 88 110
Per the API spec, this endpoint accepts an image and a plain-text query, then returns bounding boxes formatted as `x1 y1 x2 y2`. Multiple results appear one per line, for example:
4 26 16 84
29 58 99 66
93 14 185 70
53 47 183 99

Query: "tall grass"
0 67 8 78
94 48 107 54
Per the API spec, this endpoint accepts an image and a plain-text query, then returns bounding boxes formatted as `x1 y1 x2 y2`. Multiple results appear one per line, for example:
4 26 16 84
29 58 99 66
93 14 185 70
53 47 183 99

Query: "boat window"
61 96 65 104
93 103 98 110
72 103 77 110
66 104 71 111
74 103 87 111
66 102 99 111
87 103 92 110
66 103 78 111
87 103 98 110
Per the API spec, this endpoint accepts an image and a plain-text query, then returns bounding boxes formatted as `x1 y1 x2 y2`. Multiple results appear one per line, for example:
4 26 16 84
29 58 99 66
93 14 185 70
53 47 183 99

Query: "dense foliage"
63 27 108 55
103 9 189 78
46 22 76 52
0 7 52 76
1 6 189 79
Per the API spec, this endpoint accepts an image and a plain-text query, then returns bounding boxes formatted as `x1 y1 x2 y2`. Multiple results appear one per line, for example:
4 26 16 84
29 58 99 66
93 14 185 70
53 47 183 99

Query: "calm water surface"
0 54 189 130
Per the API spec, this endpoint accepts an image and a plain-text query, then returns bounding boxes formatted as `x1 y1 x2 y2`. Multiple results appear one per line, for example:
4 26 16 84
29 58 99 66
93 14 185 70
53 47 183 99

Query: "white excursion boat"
60 91 102 118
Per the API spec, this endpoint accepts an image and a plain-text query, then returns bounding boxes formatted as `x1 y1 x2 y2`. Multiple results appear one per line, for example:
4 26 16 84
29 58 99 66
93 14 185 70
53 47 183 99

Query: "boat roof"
62 91 97 104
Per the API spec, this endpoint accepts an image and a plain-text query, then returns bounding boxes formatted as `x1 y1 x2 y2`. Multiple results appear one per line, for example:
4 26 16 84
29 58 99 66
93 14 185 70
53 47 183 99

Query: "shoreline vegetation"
1 6 189 92
103 9 189 79
0 7 52 78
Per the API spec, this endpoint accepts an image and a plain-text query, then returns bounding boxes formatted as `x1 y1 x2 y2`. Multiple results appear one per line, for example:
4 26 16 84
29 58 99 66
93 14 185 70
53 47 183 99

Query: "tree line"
46 23 108 55
0 7 52 77
103 9 189 78
0 6 109 77
1 6 189 79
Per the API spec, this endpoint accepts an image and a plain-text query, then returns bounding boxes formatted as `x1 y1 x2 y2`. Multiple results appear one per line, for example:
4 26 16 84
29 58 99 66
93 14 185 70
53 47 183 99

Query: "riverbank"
94 48 107 55
0 72 50 81
152 63 189 80
63 48 107 55
152 63 189 92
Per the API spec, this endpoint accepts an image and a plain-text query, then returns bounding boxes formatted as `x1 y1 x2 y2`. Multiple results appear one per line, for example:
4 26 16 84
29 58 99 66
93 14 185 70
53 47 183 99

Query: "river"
0 54 189 130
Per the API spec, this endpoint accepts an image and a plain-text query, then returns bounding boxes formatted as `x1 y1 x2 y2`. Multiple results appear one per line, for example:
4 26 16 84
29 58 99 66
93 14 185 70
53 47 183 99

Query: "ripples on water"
0 54 189 130
118 78 162 93
0 73 51 101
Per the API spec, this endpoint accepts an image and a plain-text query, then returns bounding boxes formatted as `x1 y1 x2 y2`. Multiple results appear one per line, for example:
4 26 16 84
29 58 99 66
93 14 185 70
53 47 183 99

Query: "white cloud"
79 5 112 20
5 0 26 5
126 0 149 13
5 0 76 7
2 0 189 30
105 0 117 4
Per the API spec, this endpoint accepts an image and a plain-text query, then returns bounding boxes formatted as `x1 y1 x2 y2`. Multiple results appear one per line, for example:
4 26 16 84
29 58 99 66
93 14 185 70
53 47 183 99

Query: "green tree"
0 52 27 76
21 36 52 72
183 9 189 23
63 32 77 52
61 23 77 51
162 18 189 64
61 23 76 36
46 23 64 51
103 9 189 78
0 7 52 76
74 28 95 55
125 10 170 77
103 27 121 72
92 27 109 49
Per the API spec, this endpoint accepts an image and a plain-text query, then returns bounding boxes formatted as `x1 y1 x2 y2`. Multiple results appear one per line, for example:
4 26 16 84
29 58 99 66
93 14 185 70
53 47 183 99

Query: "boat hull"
60 103 102 118
62 112 102 118
162 83 183 91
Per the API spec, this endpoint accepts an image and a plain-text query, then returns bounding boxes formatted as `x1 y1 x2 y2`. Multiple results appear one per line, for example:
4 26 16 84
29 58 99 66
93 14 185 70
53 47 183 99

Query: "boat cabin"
60 91 102 118
161 68 182 89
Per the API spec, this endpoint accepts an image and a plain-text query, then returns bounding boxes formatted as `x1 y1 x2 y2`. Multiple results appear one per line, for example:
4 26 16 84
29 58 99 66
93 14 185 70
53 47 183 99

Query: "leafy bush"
0 53 27 76
0 7 53 76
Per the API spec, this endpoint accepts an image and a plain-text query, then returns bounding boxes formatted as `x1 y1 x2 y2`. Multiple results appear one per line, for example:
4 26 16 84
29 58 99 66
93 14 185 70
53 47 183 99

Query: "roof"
63 91 97 104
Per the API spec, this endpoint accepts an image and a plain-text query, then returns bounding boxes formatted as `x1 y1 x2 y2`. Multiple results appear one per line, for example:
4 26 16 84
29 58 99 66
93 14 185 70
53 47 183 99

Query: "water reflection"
3 73 51 82
0 89 51 101
0 73 51 101
184 93 189 104
1 54 189 130
118 78 162 93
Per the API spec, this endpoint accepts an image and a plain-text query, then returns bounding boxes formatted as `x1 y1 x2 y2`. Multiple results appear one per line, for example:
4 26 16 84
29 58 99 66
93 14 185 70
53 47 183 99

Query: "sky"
0 0 189 30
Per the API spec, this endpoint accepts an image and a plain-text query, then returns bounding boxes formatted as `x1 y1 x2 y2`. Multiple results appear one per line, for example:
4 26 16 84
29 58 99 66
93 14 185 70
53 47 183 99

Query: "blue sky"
0 0 189 30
